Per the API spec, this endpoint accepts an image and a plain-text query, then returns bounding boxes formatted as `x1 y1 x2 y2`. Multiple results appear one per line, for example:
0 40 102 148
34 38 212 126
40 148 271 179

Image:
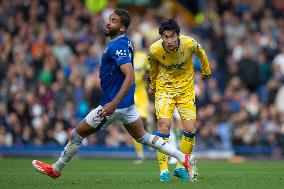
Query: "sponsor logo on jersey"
159 61 185 69
115 50 128 60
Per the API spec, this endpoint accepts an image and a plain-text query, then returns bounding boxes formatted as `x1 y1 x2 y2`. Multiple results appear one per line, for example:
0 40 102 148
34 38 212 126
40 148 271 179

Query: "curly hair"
159 19 180 35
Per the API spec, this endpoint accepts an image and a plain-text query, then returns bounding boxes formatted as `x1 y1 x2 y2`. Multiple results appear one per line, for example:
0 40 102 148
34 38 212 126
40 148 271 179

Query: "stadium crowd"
0 0 284 156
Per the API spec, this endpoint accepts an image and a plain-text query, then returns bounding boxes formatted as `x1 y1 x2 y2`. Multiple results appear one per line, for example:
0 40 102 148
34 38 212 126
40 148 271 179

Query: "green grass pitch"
0 158 284 189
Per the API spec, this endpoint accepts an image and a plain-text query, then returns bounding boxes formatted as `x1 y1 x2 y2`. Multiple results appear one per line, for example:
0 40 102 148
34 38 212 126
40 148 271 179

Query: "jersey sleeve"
148 49 158 90
191 39 211 76
111 41 132 65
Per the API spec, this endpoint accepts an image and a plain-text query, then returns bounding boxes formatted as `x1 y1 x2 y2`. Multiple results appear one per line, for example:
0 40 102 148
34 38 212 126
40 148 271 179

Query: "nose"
167 38 173 44
106 19 111 26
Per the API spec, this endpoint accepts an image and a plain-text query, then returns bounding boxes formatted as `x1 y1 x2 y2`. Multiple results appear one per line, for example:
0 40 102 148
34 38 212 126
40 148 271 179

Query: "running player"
148 19 211 182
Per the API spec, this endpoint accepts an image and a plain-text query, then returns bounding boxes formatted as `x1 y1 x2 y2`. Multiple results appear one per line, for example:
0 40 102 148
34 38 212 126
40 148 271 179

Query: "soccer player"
132 50 150 164
148 19 211 182
32 9 195 180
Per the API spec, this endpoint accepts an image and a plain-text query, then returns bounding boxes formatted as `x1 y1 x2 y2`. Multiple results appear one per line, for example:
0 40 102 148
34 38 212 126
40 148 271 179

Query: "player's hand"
99 100 119 117
148 88 156 95
201 74 211 80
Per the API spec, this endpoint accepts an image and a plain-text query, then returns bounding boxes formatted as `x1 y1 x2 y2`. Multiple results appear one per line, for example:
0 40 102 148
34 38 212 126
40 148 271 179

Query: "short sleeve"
111 41 131 65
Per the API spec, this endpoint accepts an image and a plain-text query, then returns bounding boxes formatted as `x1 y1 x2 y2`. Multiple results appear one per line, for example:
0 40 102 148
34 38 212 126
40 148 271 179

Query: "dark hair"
159 19 180 35
114 9 131 29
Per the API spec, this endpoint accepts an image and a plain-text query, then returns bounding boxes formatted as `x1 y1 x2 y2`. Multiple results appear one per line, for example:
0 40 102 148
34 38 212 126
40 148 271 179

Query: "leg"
120 105 185 163
32 106 106 178
176 119 196 167
124 105 195 181
124 118 195 182
124 118 186 163
123 114 195 182
156 118 171 176
52 119 97 172
175 97 198 181
177 119 198 181
176 96 197 160
124 117 146 140
176 98 197 167
154 92 176 181
171 118 195 181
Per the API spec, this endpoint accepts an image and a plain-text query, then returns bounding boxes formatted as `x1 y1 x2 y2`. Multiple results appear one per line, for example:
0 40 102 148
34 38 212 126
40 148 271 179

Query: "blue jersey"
99 35 135 109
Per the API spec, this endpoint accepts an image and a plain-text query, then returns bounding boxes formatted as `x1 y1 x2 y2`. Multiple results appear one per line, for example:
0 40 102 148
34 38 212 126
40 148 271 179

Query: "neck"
110 32 124 40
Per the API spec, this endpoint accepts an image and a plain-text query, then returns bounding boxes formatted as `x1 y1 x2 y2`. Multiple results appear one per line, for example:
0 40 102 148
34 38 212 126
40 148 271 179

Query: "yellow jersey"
134 51 149 118
148 35 211 99
134 51 149 90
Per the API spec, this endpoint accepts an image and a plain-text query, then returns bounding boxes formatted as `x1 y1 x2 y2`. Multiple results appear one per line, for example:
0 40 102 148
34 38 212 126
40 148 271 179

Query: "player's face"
104 13 125 38
161 31 179 51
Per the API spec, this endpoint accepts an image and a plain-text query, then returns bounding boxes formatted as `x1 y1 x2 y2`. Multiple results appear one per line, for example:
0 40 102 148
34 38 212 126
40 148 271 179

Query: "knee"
183 128 196 133
158 119 171 134
182 121 197 133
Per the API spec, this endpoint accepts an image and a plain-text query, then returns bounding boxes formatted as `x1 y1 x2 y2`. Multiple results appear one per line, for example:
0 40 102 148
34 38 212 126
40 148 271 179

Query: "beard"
104 27 120 37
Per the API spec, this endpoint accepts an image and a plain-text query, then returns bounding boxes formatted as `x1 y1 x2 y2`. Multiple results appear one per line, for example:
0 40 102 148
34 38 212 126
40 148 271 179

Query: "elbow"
130 73 135 85
126 72 135 85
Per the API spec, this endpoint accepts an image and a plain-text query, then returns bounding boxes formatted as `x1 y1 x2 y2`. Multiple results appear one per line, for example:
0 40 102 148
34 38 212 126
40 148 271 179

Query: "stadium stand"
0 0 284 159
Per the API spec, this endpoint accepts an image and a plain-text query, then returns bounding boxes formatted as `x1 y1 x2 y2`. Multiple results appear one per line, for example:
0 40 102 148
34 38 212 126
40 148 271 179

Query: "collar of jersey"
162 38 180 53
110 34 125 42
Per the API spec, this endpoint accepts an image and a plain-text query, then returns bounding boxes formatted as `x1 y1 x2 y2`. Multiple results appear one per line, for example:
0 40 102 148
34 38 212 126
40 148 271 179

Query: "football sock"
52 129 83 173
177 132 195 168
156 134 169 172
137 132 185 164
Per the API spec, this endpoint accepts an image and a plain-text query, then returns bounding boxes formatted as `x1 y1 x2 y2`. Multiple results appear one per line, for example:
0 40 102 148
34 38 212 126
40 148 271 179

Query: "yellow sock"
156 134 170 172
177 132 195 167
132 138 144 158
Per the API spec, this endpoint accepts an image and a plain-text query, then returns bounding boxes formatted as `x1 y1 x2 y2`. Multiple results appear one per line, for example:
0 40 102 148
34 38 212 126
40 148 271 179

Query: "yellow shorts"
134 87 149 118
155 92 196 120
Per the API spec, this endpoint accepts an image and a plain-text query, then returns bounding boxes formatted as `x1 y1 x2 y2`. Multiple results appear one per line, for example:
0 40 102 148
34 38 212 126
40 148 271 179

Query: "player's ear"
120 25 126 32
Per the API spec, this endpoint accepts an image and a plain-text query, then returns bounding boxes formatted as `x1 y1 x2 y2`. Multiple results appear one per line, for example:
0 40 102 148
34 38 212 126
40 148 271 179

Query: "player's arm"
192 40 211 80
148 50 158 94
101 63 134 117
114 63 135 104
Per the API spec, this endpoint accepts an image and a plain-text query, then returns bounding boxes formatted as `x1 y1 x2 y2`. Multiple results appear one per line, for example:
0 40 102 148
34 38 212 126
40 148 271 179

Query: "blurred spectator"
0 0 283 157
